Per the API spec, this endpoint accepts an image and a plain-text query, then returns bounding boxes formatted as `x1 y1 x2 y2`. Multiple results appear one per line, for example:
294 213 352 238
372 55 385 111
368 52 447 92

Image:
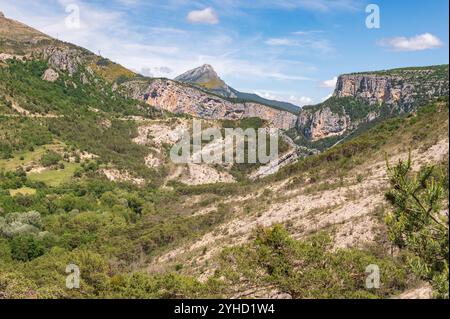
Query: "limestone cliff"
120 78 297 130
298 106 352 141
297 65 449 144
333 67 448 112
334 74 414 109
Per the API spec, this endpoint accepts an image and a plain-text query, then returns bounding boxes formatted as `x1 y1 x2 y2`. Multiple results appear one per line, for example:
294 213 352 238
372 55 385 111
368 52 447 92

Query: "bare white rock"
42 68 59 82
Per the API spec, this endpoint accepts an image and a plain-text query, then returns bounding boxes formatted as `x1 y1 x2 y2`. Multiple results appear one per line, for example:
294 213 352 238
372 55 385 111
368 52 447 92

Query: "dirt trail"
7 99 61 118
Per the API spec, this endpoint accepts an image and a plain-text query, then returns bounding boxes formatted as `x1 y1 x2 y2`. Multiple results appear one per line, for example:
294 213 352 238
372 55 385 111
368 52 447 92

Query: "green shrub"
10 235 45 262
216 225 408 299
40 151 62 167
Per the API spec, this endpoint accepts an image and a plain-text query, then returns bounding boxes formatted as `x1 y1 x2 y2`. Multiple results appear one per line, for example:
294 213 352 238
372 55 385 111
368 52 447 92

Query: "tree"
10 235 45 262
385 153 449 298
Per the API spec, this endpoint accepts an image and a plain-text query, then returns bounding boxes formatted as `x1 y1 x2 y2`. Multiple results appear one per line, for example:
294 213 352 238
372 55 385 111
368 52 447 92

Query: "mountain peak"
200 63 214 70
175 64 235 97
175 64 300 113
175 64 220 84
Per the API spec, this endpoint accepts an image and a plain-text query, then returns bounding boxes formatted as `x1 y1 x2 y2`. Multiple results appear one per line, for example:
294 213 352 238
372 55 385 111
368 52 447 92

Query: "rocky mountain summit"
175 64 236 98
297 65 449 147
175 64 300 114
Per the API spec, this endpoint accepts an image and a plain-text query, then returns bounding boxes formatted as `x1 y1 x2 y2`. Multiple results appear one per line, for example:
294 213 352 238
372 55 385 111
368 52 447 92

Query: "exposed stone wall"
121 79 297 130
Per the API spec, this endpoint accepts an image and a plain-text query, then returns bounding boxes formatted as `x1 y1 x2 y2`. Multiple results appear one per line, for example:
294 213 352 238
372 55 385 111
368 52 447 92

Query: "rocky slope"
0 11 52 54
175 64 300 114
297 65 449 145
298 102 354 141
119 78 297 130
175 64 236 98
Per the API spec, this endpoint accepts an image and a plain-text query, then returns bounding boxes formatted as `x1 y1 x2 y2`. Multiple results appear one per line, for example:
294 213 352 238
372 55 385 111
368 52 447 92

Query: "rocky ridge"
297 65 449 144
119 78 298 130
334 67 449 111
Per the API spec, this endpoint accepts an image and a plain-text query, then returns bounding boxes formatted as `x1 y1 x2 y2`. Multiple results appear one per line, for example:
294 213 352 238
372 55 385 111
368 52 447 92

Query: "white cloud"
254 91 278 100
116 0 140 6
292 30 324 36
138 66 173 77
321 93 333 102
148 27 186 34
265 38 298 46
264 36 334 55
289 95 313 106
253 91 313 106
187 7 219 25
320 76 337 88
378 33 443 52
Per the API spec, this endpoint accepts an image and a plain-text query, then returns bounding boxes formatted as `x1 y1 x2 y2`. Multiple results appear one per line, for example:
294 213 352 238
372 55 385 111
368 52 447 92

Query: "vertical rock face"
120 79 297 130
298 65 449 143
333 75 414 110
298 107 352 141
333 67 449 111
43 46 81 76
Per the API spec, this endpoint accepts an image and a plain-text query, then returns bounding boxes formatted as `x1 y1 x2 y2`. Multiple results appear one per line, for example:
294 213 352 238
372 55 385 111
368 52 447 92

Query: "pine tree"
385 152 449 298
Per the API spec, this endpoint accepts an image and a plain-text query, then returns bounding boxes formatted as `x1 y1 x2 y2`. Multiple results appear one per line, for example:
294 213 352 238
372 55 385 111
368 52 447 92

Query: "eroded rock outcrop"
298 65 449 142
120 79 297 130
41 68 59 82
334 67 449 111
334 74 415 110
298 106 352 141
43 46 81 76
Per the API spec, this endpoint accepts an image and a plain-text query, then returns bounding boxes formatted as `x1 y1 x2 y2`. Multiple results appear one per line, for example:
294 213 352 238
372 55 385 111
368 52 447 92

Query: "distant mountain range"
175 64 300 114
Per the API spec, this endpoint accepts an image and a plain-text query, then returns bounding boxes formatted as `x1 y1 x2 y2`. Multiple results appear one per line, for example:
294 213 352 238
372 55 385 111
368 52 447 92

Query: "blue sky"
0 0 448 106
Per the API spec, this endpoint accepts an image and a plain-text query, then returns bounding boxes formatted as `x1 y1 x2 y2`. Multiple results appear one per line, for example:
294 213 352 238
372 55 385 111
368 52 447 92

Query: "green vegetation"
215 225 409 298
91 57 136 83
0 59 146 116
0 116 53 159
28 163 80 187
273 100 449 184
0 59 167 186
302 97 374 120
385 156 449 298
40 150 62 167
0 219 412 299
349 64 449 77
